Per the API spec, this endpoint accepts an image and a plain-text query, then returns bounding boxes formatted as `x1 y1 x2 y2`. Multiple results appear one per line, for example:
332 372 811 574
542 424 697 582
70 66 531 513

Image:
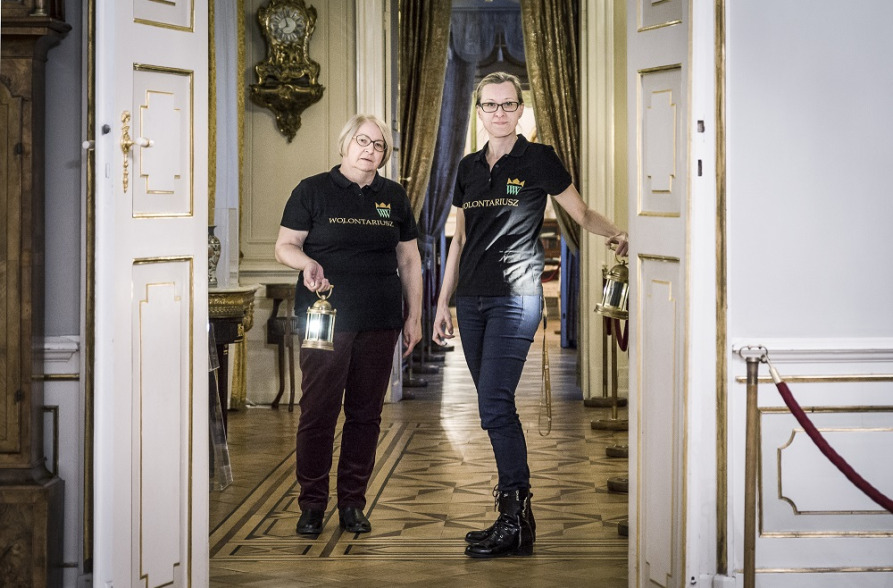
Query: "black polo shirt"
453 135 572 296
280 166 419 331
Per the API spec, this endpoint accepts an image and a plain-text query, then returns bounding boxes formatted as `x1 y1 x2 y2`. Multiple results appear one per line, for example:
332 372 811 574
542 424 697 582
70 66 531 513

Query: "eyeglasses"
354 134 386 152
477 101 521 113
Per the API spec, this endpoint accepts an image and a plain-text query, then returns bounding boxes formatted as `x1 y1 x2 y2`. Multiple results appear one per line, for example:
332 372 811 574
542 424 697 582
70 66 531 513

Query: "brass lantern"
302 287 336 351
595 258 629 320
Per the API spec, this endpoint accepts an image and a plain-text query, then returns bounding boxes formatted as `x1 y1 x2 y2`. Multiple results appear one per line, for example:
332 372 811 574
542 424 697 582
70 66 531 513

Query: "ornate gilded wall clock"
250 0 325 142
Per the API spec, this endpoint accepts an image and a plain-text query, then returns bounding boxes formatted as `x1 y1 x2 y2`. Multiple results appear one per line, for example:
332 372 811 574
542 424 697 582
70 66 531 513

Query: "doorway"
209 0 633 585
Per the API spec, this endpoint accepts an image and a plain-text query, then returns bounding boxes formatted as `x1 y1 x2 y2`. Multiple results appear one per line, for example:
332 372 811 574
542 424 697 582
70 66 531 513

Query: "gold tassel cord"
538 301 552 436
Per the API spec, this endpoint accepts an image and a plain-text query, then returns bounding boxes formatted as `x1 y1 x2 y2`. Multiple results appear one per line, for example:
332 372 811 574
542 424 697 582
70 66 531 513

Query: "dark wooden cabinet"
1 2 70 585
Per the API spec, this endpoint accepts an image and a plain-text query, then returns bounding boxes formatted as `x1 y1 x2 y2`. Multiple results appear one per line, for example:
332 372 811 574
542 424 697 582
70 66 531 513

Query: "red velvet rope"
612 318 629 352
774 380 893 514
541 265 561 283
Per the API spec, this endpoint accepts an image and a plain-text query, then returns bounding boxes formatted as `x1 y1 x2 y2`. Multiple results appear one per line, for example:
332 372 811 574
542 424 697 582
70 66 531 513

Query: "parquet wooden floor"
210 310 630 587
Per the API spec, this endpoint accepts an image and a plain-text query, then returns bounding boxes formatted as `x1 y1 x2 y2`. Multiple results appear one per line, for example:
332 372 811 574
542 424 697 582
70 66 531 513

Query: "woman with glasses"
432 72 629 558
275 114 422 536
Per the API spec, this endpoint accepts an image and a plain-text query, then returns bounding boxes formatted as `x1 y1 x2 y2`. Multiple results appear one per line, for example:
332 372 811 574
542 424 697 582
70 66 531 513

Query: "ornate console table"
209 286 258 432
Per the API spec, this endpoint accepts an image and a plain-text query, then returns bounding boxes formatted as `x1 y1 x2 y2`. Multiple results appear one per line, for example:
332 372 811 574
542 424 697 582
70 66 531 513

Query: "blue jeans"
456 295 542 491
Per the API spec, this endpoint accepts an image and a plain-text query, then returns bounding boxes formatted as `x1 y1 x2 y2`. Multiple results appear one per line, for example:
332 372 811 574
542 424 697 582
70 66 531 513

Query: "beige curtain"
520 0 581 252
398 0 452 219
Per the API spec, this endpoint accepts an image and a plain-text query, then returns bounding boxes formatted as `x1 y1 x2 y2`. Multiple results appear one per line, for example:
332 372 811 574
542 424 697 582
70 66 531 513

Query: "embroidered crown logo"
375 202 391 218
506 178 525 196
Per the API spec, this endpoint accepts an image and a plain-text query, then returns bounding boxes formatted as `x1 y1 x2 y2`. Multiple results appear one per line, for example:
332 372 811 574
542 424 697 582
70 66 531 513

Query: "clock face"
269 5 305 44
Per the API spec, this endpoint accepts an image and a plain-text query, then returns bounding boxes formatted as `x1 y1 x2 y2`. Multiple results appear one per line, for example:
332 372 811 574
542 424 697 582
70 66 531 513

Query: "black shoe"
339 507 371 533
296 508 325 535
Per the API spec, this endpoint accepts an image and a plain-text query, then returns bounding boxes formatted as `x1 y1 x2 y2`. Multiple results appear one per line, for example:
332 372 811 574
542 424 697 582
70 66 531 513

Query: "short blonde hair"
474 72 523 106
338 114 393 169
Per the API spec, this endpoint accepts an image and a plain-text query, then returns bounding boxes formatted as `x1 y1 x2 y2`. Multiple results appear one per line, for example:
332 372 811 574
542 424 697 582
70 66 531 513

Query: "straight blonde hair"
474 72 523 106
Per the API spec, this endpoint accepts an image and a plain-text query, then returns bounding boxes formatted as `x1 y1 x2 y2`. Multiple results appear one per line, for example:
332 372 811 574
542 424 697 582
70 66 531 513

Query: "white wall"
725 2 893 583
579 1 631 403
239 0 358 404
43 1 87 584
239 0 357 278
38 338 85 588
727 3 893 338
45 0 84 335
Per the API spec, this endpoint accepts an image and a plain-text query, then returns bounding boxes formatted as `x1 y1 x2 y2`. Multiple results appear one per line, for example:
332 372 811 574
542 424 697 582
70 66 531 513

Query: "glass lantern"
595 258 629 320
302 287 336 351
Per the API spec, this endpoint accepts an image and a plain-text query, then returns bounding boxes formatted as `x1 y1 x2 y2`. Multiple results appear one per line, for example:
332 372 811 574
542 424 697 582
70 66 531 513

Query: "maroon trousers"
295 328 400 510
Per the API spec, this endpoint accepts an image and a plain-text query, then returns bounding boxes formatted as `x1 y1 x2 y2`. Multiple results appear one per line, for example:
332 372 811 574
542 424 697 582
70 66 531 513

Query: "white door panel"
132 259 193 586
627 0 689 586
133 66 194 216
638 257 685 587
724 1 893 583
93 0 208 585
638 66 684 220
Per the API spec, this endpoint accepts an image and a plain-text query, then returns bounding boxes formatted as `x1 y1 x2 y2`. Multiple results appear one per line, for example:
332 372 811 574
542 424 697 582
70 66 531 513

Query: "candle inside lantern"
302 287 336 351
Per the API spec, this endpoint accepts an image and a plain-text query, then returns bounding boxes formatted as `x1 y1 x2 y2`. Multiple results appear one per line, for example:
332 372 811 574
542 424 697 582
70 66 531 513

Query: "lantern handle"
315 285 334 301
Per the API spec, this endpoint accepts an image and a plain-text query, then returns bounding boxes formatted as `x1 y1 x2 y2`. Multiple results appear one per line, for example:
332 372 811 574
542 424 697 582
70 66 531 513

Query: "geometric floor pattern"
210 309 630 586
210 424 628 560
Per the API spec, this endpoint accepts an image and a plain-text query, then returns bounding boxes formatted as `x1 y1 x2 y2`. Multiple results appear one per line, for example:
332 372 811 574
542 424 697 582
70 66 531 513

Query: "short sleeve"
396 185 419 242
280 182 313 231
540 146 573 196
452 156 471 207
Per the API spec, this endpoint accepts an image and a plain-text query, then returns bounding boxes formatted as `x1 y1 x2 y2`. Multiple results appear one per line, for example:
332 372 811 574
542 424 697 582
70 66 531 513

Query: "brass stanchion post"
744 356 759 588
591 258 630 470
611 331 620 421
592 328 629 432
595 317 629 493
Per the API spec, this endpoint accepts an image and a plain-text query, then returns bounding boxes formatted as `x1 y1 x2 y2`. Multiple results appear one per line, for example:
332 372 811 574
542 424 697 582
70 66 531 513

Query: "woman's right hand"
432 305 455 346
302 261 330 293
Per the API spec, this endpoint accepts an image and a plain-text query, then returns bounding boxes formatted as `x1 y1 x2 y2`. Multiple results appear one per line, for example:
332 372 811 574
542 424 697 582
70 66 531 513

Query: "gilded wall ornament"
250 0 325 142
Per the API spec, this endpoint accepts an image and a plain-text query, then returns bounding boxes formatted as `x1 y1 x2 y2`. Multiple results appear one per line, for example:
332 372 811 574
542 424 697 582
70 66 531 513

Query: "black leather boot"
465 486 536 544
464 488 534 558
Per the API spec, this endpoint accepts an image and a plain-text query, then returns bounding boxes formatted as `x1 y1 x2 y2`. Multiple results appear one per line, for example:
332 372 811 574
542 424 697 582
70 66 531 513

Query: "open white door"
626 0 691 586
93 1 209 585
